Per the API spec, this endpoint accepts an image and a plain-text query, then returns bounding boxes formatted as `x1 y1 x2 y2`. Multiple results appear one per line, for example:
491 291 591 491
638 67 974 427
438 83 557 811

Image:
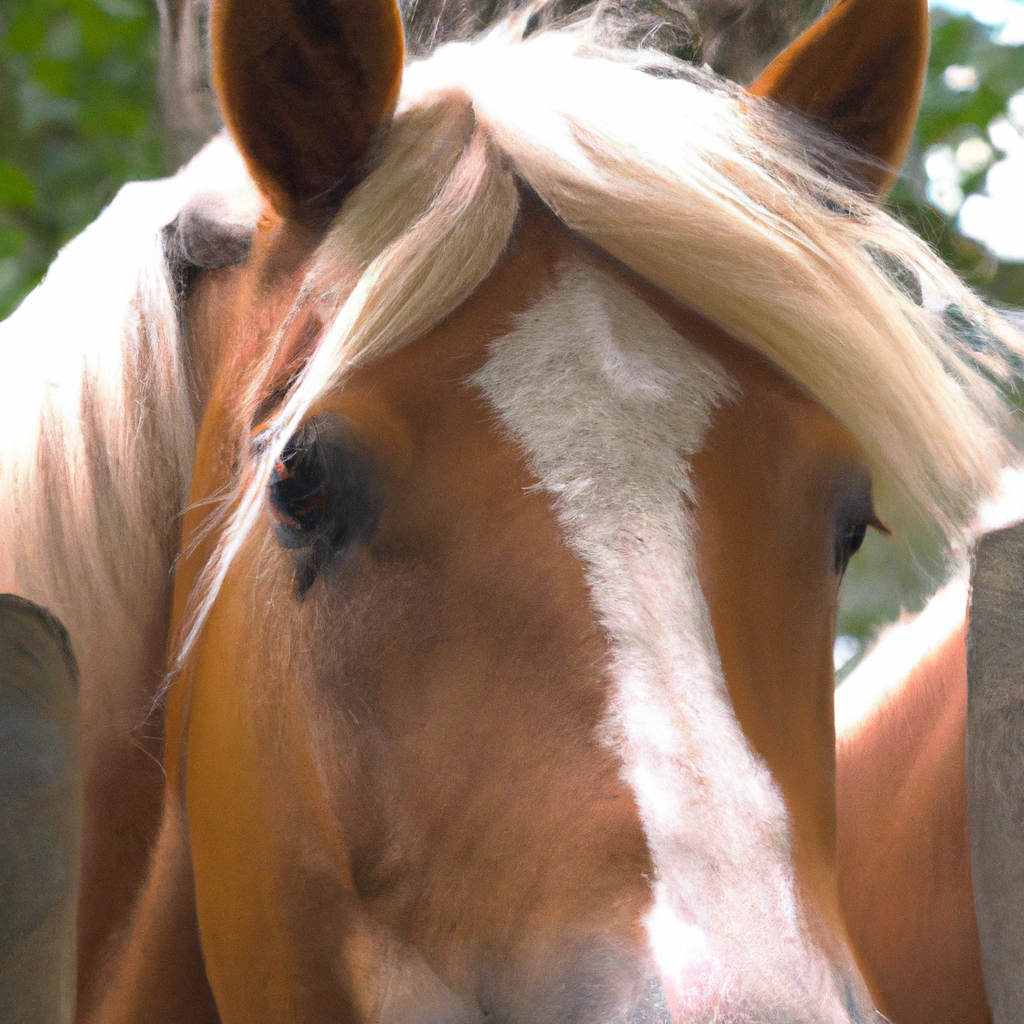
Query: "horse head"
43 0 1020 1020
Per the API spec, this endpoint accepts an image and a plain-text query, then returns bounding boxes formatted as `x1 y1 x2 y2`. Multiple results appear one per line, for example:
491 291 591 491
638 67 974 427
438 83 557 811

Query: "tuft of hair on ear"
748 0 930 196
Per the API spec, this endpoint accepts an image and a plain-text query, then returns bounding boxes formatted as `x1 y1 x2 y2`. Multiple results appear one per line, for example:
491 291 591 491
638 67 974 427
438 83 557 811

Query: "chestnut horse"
1 0 1022 1020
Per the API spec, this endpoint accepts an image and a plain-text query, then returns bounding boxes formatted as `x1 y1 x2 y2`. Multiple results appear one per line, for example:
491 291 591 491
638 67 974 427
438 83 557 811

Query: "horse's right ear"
211 0 404 220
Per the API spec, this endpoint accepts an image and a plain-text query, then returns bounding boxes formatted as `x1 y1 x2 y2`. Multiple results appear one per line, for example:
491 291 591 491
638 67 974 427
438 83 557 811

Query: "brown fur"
691 367 870 984
87 192 878 1019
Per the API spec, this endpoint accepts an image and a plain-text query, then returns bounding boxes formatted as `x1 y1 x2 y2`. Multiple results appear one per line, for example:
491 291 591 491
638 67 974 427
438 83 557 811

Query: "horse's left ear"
211 0 405 220
749 0 929 196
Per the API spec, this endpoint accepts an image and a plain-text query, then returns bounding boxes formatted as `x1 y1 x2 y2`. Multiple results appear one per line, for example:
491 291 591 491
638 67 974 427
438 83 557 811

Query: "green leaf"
2 12 46 56
0 225 26 260
32 56 77 97
0 162 35 209
79 97 148 138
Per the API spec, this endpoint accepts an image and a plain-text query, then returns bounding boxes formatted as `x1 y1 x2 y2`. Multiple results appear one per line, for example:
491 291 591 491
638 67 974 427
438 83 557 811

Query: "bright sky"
932 0 1024 43
928 0 1024 262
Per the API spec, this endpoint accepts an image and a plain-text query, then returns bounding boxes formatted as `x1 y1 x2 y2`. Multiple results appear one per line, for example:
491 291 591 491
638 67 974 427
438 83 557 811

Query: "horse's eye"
269 437 330 544
834 510 888 579
833 471 887 581
835 521 867 576
265 413 381 596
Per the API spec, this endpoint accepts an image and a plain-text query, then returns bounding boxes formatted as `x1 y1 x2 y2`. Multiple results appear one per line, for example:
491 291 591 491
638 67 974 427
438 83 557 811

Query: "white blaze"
471 263 868 1022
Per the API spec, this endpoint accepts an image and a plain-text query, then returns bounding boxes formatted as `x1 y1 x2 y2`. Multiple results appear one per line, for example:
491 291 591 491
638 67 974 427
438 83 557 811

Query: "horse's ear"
748 0 929 196
211 0 404 219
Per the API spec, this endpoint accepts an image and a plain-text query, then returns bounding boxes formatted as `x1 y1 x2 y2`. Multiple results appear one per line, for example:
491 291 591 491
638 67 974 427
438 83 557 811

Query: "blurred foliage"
0 0 162 320
886 8 1024 308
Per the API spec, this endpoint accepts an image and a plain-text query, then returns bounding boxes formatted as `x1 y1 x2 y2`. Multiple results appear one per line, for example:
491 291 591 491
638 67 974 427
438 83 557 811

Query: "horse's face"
170 194 877 1021
165 0 934 1018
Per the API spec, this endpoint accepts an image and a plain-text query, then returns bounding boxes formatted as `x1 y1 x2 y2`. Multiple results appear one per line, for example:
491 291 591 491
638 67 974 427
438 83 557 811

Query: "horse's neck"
834 578 990 1024
835 573 973 943
0 159 223 1010
0 137 254 727
835 468 1024 788
830 466 1024 1024
835 576 969 769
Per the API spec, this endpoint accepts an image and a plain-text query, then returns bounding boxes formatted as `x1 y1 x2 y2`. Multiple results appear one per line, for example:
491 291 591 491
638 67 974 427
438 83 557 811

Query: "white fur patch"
472 263 872 1021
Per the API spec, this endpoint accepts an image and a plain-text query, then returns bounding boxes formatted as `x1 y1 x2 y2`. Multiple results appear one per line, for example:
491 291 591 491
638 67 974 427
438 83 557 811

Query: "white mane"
0 138 249 713
1 20 1019 670
183 22 1023 656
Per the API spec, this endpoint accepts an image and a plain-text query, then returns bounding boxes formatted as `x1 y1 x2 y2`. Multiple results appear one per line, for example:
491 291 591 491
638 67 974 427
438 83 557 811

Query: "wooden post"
967 520 1024 1024
0 596 82 1024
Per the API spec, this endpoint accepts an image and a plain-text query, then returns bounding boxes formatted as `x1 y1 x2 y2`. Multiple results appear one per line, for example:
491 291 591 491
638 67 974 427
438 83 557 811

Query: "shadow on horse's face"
169 193 879 1022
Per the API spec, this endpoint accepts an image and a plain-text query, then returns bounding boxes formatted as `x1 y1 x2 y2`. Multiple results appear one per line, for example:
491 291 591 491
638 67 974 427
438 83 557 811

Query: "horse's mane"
0 139 250 686
397 0 816 77
1 4 1020 670
173 17 1024 654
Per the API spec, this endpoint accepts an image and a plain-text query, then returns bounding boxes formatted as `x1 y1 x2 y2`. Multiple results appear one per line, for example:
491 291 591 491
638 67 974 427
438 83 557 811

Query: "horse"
1 0 1022 1019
